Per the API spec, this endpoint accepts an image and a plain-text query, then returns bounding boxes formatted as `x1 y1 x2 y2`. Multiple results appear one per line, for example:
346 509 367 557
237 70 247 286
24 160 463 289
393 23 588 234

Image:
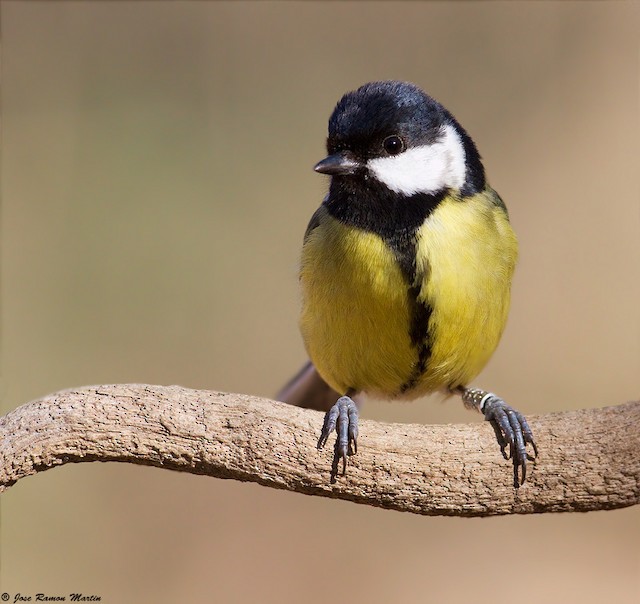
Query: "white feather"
367 124 466 196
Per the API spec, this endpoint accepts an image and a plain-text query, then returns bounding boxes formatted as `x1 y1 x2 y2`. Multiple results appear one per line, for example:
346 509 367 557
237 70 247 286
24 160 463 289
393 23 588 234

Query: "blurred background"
2 2 638 602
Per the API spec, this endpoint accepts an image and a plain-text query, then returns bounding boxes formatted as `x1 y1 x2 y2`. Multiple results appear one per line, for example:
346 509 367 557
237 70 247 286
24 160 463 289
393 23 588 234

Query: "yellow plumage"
299 187 517 399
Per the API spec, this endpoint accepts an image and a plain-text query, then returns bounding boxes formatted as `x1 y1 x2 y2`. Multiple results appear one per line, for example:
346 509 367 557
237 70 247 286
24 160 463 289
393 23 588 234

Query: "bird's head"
315 81 485 198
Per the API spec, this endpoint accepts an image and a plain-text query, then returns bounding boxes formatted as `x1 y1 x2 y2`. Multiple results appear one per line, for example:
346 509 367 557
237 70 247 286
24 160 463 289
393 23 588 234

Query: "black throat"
324 177 446 242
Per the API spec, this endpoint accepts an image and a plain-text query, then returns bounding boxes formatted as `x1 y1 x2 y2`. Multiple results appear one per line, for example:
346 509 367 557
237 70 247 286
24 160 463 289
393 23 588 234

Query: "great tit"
279 81 537 487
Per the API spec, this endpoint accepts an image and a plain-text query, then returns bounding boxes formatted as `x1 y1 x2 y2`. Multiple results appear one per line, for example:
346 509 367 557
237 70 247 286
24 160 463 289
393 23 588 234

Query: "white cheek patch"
367 125 466 196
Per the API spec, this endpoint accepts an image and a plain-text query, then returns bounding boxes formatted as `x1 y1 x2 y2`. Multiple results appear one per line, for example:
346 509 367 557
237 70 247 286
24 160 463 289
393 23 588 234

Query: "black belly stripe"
401 283 432 393
385 231 433 394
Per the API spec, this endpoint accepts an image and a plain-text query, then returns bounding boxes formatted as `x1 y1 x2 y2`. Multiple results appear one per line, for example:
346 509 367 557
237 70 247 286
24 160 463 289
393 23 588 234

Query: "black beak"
313 152 362 176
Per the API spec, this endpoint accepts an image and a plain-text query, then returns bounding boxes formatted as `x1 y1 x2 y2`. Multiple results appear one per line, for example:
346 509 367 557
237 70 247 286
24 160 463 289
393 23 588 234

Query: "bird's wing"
303 203 328 243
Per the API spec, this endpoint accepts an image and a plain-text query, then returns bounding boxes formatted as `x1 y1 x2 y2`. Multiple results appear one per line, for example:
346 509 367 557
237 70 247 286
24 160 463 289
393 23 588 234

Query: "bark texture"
1 384 638 516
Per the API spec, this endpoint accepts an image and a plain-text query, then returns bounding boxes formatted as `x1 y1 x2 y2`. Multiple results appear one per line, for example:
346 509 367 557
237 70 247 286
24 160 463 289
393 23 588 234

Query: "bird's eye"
382 135 404 155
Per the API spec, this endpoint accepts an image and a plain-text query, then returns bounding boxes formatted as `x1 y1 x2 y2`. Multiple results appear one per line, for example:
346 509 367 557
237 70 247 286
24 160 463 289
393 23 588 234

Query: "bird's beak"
313 152 362 176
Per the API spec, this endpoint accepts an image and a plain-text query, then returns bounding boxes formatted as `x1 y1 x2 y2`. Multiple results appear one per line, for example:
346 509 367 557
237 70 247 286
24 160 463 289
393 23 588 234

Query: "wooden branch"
1 384 638 516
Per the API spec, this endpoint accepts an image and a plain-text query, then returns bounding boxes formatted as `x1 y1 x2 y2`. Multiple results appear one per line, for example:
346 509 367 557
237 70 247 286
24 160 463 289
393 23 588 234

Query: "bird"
278 80 537 488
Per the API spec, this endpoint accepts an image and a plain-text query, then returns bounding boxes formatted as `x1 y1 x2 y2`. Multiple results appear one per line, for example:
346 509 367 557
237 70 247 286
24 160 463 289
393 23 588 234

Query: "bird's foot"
317 395 359 480
461 388 538 488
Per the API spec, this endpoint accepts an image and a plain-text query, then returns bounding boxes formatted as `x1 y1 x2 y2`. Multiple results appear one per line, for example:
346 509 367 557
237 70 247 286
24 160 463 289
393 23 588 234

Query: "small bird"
279 81 537 487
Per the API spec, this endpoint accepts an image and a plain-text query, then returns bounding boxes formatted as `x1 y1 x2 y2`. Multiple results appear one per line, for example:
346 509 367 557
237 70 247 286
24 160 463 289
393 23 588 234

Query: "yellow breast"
299 190 517 398
300 208 415 396
413 191 518 392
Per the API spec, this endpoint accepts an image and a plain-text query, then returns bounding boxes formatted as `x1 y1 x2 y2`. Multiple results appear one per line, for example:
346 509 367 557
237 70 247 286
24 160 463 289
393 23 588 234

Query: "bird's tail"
276 361 360 412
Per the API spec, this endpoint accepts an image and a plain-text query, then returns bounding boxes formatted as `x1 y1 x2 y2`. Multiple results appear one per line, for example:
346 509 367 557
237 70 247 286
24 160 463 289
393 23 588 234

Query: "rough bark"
0 384 638 516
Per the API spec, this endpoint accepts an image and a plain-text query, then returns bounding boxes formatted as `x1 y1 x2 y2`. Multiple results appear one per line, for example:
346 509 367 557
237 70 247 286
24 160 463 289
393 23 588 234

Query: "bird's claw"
317 396 359 480
481 394 538 487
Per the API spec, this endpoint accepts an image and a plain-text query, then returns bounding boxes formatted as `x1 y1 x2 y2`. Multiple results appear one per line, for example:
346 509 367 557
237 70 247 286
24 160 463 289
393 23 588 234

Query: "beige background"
2 2 639 602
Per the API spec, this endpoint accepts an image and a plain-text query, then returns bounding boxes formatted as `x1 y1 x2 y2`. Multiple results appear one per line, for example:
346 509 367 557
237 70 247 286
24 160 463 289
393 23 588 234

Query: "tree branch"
1 384 638 516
